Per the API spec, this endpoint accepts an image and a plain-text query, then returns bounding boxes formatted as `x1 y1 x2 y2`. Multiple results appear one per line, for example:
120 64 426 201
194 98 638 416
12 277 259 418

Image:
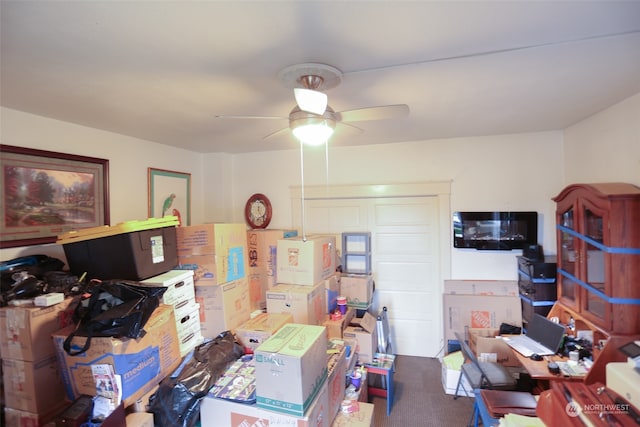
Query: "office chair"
453 332 518 400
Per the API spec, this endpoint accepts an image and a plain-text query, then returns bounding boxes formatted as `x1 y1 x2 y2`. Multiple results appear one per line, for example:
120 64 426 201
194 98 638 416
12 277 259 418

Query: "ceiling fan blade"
336 104 409 122
262 126 291 140
214 115 286 120
294 88 328 115
337 121 364 133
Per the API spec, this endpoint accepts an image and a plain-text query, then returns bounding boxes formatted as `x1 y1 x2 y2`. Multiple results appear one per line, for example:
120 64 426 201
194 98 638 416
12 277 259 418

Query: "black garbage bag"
148 330 245 427
63 279 167 356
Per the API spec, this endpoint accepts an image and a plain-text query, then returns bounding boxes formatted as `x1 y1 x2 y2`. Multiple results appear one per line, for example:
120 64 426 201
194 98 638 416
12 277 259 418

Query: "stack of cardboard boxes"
0 222 377 426
140 269 203 357
0 218 187 425
335 233 377 365
199 232 376 427
176 223 253 339
0 300 73 425
246 229 298 311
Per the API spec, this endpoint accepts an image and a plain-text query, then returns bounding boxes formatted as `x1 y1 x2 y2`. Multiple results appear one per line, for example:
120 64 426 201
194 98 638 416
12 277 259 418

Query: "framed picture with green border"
147 167 191 226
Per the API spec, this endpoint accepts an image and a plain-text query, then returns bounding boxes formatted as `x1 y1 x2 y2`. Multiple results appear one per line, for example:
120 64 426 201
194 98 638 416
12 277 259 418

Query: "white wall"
230 132 565 280
563 92 640 187
0 107 207 262
3 90 639 280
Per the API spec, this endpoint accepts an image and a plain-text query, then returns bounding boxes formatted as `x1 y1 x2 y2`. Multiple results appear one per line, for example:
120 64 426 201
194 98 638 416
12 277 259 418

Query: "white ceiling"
1 1 640 154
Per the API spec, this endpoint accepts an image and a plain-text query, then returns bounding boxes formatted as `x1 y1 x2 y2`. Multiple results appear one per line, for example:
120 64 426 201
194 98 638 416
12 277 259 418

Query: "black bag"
499 322 522 335
148 331 245 427
63 280 167 356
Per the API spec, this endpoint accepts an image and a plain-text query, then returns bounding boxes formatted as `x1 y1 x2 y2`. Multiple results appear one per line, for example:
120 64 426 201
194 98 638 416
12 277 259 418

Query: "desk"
511 351 582 382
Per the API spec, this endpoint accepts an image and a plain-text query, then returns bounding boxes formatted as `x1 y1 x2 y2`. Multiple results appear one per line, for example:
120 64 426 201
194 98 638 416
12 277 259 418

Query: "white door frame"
289 181 453 298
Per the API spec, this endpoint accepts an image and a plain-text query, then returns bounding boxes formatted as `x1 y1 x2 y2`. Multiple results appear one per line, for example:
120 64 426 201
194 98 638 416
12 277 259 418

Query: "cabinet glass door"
558 207 578 306
583 206 607 322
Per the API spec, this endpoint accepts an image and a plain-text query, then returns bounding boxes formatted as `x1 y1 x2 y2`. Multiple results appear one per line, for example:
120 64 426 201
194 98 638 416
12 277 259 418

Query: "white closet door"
294 192 444 357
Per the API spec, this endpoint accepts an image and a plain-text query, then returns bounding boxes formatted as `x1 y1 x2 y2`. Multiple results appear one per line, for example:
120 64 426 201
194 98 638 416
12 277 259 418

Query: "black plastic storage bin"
517 255 558 301
57 217 179 281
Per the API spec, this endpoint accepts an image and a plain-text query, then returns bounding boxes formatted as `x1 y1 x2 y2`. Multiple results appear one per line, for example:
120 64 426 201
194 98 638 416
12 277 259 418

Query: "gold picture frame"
1 144 110 248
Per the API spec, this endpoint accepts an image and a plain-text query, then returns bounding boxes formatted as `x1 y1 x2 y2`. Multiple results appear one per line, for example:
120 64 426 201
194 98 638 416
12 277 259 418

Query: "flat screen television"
453 211 538 250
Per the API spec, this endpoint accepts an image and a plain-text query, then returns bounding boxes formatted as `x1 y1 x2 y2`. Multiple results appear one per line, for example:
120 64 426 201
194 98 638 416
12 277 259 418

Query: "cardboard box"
245 229 298 310
195 278 251 338
343 312 378 364
331 401 375 427
324 273 340 313
0 298 73 362
607 362 639 411
247 269 270 311
467 327 501 349
177 223 249 285
442 293 522 344
340 274 374 309
235 312 294 353
468 328 521 367
323 307 356 340
139 269 202 357
58 217 179 281
139 269 196 316
175 303 204 357
126 411 155 427
247 229 298 269
266 281 327 326
2 355 67 413
3 404 67 427
277 235 337 286
443 280 519 296
327 339 348 421
200 380 329 427
52 304 182 407
255 323 328 416
440 351 473 397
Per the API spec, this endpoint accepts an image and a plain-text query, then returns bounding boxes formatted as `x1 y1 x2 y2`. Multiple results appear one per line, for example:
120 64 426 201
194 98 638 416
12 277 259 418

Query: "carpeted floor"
368 355 475 426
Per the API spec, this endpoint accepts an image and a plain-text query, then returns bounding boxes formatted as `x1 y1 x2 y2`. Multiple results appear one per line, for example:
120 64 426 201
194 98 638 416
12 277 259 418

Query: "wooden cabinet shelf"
553 183 640 334
549 182 640 386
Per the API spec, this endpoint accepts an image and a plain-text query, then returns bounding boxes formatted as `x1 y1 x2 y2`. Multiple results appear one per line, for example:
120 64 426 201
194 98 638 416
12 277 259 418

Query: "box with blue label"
176 223 248 285
52 304 182 407
254 323 328 417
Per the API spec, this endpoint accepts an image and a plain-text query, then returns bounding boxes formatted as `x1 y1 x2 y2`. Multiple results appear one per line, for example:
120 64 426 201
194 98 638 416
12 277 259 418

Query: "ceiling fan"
214 63 410 145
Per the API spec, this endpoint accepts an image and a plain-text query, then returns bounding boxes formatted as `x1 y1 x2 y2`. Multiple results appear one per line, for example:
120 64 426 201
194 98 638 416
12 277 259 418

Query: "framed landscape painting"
1 145 110 248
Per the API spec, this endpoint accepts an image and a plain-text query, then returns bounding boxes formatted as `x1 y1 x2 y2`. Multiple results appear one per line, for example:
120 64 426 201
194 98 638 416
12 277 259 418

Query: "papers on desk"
499 413 546 427
556 360 588 377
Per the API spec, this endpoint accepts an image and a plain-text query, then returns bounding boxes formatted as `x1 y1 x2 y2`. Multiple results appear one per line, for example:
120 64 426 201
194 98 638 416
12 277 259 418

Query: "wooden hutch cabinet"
553 183 640 334
550 183 640 384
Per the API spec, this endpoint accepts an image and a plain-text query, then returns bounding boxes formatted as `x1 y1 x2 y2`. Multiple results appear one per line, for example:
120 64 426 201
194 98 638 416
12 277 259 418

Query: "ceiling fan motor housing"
289 105 336 129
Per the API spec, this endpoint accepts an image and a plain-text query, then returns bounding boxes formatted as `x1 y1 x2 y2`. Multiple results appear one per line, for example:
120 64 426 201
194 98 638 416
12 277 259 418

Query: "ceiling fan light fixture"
292 122 334 146
294 87 328 115
290 107 335 145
